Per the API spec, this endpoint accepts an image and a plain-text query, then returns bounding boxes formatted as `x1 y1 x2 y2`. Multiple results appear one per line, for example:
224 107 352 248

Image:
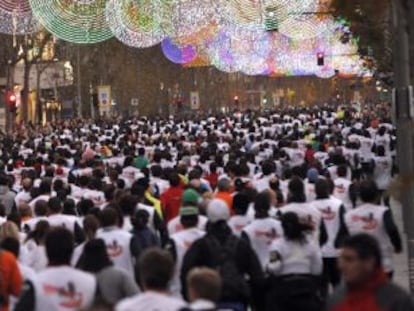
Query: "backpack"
205 235 250 302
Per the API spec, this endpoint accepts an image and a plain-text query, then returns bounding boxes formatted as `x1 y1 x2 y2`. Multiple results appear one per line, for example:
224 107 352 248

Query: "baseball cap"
182 189 200 205
179 206 199 216
207 199 230 223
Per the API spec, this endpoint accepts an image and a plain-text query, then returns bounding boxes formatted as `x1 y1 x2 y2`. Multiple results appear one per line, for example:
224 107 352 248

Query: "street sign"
131 98 139 106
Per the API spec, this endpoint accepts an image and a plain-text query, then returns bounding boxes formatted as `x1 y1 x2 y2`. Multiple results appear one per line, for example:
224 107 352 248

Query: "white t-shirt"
267 238 322 275
116 292 186 311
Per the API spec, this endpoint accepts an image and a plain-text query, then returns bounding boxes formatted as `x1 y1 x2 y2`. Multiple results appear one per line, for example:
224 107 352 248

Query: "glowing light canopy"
0 0 40 34
29 0 113 44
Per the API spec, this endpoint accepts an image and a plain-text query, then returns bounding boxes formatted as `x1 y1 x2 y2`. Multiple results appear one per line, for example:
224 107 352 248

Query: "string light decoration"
106 0 165 48
29 0 113 44
0 0 40 34
161 37 197 64
160 0 219 38
279 15 331 40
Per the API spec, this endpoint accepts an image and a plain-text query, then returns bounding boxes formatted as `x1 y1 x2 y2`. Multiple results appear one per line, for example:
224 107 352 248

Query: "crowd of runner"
0 103 412 311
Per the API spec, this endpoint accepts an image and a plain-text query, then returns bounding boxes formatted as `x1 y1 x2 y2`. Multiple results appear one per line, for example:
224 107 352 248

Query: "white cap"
207 199 230 223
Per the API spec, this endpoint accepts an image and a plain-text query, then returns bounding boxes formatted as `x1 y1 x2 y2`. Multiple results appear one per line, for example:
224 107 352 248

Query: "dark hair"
359 180 378 203
77 239 112 273
254 192 271 217
34 200 48 216
26 220 50 245
342 234 382 269
77 199 95 216
288 177 306 203
1 237 20 258
168 173 180 187
99 207 119 228
138 248 174 290
315 179 330 199
281 212 311 242
180 214 199 229
38 179 52 195
232 193 250 215
63 199 76 216
45 228 74 265
48 197 62 214
132 209 150 230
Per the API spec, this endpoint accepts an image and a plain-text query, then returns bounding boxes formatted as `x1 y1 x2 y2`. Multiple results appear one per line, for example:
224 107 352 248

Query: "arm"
383 210 402 253
74 222 85 245
310 242 323 275
121 270 140 297
319 220 328 246
334 205 349 248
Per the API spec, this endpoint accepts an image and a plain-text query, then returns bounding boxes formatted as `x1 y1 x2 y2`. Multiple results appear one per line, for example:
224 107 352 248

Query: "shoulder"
376 282 414 310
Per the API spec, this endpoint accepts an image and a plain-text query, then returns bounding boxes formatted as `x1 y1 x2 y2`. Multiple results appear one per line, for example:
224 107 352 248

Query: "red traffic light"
317 52 325 66
8 94 16 102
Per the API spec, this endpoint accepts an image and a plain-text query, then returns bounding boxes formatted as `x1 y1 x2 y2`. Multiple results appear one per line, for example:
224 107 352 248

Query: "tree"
330 0 414 85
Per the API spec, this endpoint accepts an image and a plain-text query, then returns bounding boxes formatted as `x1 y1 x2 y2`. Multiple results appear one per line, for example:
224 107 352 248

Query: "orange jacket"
0 250 22 311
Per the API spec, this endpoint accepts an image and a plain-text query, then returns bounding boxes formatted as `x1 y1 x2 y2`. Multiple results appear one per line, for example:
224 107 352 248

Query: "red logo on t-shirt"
43 282 83 309
351 213 378 230
106 240 123 257
320 207 335 221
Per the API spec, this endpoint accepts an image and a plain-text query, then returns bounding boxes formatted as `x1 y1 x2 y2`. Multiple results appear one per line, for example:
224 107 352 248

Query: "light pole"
392 0 414 293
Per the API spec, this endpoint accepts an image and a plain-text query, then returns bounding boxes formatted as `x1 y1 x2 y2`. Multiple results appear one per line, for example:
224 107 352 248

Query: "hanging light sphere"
0 0 40 34
106 0 165 48
29 0 113 44
161 37 197 64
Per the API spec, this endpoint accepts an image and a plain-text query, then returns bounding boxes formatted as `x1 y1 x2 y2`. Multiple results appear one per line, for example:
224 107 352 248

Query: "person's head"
0 236 20 258
280 212 311 242
359 180 378 203
254 192 271 218
39 179 52 195
232 192 250 216
315 178 330 199
77 239 112 273
261 161 274 176
217 178 231 192
99 207 119 228
34 199 48 217
179 206 199 229
187 267 222 303
63 199 76 216
27 220 50 245
338 234 383 287
0 221 20 243
182 188 200 207
138 248 174 291
288 177 306 203
22 178 33 192
45 227 74 266
337 165 348 178
168 172 180 187
48 197 62 214
131 209 150 230
18 203 32 218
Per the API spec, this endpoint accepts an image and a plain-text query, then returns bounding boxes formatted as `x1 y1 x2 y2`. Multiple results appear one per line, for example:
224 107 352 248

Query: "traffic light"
7 93 16 112
317 52 325 66
234 95 239 106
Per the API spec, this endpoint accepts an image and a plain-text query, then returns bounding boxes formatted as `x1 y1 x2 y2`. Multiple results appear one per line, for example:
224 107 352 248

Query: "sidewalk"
391 198 409 290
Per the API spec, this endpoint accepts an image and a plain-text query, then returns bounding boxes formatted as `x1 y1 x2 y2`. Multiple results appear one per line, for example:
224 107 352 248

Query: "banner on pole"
190 91 200 110
97 86 111 116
